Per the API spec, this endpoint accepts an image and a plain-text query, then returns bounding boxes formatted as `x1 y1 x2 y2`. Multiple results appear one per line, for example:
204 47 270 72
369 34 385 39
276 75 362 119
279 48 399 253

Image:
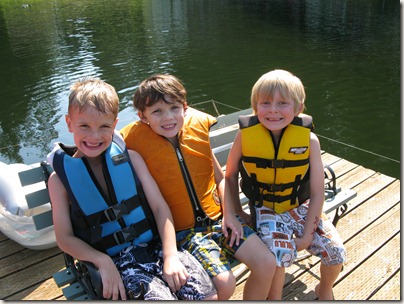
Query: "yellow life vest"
239 114 313 214
120 107 222 231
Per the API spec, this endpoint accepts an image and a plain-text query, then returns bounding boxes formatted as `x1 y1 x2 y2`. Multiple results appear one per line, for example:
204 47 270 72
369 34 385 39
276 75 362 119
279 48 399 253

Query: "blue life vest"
49 131 157 256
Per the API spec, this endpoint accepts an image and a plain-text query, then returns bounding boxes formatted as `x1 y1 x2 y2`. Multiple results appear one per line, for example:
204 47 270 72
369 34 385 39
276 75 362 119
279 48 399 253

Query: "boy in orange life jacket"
47 77 217 300
120 74 276 300
224 69 346 300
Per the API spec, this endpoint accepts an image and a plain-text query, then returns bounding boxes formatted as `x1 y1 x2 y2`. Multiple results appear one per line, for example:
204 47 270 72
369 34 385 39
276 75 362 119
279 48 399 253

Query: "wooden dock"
0 152 400 300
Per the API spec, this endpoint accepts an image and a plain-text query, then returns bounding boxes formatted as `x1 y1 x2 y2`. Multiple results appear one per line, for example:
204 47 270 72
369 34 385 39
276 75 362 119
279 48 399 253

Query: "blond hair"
250 69 306 114
68 77 119 118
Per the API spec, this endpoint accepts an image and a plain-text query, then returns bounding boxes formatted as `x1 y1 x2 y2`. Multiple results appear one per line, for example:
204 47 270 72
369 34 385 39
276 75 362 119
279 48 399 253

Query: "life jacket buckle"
265 184 284 192
113 225 138 245
104 204 129 222
271 160 285 168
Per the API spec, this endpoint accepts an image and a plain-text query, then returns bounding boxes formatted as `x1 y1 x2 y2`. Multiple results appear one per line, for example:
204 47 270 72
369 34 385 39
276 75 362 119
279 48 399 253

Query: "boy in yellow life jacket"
120 74 277 300
224 69 346 300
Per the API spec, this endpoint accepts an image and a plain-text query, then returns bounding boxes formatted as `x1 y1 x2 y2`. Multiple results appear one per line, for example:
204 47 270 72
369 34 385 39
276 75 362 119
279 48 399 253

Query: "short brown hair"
133 74 187 112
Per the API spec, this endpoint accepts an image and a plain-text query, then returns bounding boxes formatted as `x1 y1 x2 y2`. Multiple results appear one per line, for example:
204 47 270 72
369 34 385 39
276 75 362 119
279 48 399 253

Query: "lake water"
0 0 400 179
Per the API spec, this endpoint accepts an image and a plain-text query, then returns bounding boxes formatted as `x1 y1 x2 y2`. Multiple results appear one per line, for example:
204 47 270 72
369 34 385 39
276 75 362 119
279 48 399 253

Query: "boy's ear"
113 117 118 129
138 111 148 123
65 114 73 133
296 103 304 115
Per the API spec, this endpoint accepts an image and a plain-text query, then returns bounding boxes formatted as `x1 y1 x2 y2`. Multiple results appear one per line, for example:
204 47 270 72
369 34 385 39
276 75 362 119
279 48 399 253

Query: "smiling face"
256 89 302 138
138 99 186 140
66 105 118 159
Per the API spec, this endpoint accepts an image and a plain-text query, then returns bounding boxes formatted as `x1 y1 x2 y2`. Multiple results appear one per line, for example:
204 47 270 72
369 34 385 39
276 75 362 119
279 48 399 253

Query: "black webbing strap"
242 156 309 169
254 180 296 193
86 195 142 227
95 218 152 248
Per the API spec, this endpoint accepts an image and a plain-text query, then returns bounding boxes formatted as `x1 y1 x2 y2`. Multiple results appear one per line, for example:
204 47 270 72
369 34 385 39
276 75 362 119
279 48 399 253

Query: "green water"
0 0 400 179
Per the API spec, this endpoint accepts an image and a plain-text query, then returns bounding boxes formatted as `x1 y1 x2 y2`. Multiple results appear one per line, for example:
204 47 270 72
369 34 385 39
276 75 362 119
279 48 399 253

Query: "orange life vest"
120 107 222 231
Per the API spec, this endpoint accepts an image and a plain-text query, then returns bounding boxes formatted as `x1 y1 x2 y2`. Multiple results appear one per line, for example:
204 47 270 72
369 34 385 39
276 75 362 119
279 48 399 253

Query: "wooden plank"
334 165 376 191
26 188 51 209
321 153 342 167
0 232 7 242
0 246 61 278
335 233 400 300
33 210 53 230
0 239 25 259
18 166 48 186
0 255 65 299
344 172 396 213
369 270 400 300
7 277 65 301
282 180 400 299
281 198 400 300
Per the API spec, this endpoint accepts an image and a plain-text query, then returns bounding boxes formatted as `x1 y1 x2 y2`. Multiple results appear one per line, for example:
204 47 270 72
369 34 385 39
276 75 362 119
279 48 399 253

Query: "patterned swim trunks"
112 243 216 300
253 201 346 267
176 220 256 278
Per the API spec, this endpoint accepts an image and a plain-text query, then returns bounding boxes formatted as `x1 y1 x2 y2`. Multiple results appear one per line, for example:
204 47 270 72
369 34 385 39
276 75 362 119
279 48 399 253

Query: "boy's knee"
237 235 276 277
254 251 276 277
212 271 236 300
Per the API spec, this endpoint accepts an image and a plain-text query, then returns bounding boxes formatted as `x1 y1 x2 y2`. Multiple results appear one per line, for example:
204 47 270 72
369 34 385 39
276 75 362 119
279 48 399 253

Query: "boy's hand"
293 237 311 252
98 259 127 300
235 209 252 227
222 213 244 247
163 254 189 292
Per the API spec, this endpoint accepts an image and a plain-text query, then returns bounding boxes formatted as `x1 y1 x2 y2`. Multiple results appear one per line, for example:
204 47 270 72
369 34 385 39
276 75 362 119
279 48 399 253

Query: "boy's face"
139 99 185 140
66 105 118 159
256 89 302 136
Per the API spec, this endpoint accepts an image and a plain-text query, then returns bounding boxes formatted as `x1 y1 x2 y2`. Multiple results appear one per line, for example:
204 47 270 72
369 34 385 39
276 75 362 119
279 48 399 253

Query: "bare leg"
315 263 342 300
203 293 218 300
211 270 236 300
234 234 276 300
267 266 285 300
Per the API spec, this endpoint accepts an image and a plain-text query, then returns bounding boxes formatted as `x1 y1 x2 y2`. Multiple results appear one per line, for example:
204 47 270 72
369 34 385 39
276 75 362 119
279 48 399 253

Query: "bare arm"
211 149 225 204
294 133 325 251
128 150 188 292
48 173 126 300
222 131 247 246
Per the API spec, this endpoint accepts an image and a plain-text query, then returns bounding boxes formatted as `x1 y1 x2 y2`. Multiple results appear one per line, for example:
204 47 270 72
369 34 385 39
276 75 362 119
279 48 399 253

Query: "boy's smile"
139 99 185 140
66 105 117 159
256 90 299 138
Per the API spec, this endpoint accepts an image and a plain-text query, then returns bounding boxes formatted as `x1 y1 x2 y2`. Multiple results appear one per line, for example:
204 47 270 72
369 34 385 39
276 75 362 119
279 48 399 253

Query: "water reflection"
0 0 400 178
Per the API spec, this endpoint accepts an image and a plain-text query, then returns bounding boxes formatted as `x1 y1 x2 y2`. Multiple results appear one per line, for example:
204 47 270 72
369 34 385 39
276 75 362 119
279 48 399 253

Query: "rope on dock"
316 134 400 164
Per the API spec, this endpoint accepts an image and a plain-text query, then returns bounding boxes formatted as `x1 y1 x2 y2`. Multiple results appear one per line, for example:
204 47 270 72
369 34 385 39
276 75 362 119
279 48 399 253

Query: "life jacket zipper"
175 147 202 215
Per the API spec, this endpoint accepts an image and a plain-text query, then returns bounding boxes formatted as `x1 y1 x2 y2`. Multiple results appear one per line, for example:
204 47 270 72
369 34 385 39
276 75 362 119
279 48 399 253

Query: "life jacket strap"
96 218 152 248
242 156 309 169
255 180 296 192
80 195 141 227
72 195 144 239
103 195 141 222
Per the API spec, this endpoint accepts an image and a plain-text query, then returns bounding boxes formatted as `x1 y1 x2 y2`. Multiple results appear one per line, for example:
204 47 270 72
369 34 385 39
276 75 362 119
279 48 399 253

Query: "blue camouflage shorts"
112 243 216 300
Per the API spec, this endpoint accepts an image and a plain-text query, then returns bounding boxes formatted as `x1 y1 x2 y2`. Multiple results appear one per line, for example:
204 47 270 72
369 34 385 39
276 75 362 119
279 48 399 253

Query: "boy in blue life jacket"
47 78 217 300
224 69 346 300
120 74 277 300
